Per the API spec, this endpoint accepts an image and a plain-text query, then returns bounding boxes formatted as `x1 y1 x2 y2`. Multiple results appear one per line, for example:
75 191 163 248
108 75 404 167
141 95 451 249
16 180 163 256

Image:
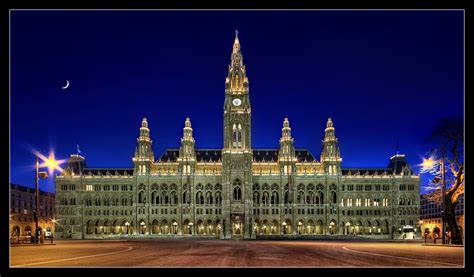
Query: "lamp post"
125 222 130 235
421 154 446 244
440 153 446 244
34 155 49 244
34 151 64 244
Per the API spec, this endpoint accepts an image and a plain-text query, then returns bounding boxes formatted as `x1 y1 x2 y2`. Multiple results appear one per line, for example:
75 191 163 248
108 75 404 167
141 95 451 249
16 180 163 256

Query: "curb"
10 243 56 247
421 243 464 247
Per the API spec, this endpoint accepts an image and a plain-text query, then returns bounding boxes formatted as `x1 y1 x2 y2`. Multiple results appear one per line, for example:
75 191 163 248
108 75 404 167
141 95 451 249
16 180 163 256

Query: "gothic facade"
55 32 420 240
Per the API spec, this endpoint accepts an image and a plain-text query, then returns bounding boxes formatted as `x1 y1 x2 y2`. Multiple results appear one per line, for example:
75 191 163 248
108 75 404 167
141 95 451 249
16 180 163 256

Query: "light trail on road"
11 246 134 267
341 246 462 267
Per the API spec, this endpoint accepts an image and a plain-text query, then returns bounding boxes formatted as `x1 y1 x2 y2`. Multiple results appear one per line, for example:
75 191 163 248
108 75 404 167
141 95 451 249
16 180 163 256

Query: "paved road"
10 240 464 267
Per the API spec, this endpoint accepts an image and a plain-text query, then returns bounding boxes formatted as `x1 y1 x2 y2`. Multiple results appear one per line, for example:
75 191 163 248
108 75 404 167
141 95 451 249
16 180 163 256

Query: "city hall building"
55 32 420 240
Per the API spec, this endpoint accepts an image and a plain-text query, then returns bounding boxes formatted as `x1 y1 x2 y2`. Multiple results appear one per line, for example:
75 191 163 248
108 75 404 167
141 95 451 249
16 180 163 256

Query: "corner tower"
222 30 253 239
320 118 342 175
133 117 155 175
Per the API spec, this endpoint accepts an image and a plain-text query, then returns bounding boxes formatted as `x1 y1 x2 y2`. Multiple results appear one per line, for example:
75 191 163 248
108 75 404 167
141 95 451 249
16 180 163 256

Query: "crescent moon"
62 80 70 90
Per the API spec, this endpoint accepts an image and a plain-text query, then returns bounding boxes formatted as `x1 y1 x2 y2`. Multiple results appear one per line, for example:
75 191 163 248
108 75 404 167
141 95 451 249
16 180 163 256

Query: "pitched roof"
341 168 393 176
157 148 317 162
82 168 134 176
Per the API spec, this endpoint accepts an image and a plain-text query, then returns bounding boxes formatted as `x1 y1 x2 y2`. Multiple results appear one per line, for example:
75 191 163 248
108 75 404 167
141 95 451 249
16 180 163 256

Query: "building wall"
420 194 464 239
55 169 420 239
10 184 55 241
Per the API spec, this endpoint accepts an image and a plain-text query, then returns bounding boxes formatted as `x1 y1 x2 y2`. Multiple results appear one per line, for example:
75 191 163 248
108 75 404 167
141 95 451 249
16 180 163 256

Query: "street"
10 239 463 267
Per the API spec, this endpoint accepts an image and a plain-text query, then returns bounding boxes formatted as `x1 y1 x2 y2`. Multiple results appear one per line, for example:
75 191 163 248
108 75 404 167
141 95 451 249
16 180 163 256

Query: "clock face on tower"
232 98 242 106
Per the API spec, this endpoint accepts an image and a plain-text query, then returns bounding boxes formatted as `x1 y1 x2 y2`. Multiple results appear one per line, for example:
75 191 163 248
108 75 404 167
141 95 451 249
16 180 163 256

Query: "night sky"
10 10 464 193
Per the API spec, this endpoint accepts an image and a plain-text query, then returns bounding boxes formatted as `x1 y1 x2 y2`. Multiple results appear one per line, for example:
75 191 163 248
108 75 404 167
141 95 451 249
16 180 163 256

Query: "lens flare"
36 150 66 175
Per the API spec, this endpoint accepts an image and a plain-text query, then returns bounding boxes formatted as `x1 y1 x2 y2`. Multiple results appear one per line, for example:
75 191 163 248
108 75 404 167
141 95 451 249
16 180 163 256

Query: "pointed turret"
321 117 342 175
233 30 240 54
226 30 249 94
279 117 296 170
178 117 196 205
133 117 155 175
179 117 196 159
279 117 295 159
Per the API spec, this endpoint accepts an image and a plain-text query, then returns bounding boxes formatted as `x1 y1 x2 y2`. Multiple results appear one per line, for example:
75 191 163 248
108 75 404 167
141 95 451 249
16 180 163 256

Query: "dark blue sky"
10 10 464 193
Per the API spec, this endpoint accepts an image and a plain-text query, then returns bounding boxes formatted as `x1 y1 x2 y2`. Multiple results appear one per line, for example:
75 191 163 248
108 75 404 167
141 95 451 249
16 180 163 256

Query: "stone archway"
316 220 323 234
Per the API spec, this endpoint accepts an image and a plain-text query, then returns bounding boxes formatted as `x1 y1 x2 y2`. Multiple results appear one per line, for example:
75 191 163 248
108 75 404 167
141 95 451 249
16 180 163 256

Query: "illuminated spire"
321 117 341 174
279 117 295 159
139 117 150 140
226 30 248 94
141 117 148 128
133 116 154 173
233 29 240 54
324 117 336 141
182 117 194 141
281 117 292 139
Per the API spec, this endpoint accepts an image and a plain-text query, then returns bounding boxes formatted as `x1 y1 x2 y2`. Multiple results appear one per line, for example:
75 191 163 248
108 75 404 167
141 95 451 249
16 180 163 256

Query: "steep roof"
157 148 317 163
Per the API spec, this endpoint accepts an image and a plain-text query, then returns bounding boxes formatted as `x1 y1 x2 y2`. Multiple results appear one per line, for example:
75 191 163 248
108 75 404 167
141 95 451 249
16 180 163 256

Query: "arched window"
271 191 279 205
253 191 260 205
161 191 168 205
234 186 241 201
331 191 337 204
233 179 242 201
232 123 242 148
196 191 204 205
138 191 145 204
284 191 289 204
262 192 269 206
182 191 188 204
215 192 222 205
170 191 177 205
297 191 305 204
307 191 314 204
206 191 213 205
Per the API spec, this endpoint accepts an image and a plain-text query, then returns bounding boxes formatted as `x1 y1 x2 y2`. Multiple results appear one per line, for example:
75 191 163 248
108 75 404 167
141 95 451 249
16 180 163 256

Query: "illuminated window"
232 123 242 148
86 185 93 191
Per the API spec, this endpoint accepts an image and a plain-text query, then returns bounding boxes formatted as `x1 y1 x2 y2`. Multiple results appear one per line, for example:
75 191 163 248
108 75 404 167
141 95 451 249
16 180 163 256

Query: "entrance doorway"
231 214 244 237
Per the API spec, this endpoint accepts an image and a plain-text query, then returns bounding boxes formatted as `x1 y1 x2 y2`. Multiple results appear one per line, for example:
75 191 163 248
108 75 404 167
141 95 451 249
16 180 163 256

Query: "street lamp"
125 222 130 235
421 155 446 244
33 151 63 244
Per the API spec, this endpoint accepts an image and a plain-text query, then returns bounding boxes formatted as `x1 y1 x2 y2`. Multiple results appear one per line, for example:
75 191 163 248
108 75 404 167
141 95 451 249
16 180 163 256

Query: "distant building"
10 183 55 241
420 192 464 239
55 32 420 240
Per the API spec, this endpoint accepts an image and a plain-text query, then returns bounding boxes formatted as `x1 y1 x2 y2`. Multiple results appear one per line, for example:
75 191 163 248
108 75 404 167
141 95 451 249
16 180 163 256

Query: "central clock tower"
222 30 253 239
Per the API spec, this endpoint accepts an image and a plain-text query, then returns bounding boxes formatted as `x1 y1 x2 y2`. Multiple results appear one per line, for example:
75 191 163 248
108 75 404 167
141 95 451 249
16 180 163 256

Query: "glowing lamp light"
421 158 434 169
36 151 66 175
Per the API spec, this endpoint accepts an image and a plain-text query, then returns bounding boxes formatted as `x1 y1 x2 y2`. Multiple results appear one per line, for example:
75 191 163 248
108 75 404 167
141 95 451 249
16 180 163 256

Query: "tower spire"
321 117 341 175
133 117 154 175
227 30 248 94
233 29 241 54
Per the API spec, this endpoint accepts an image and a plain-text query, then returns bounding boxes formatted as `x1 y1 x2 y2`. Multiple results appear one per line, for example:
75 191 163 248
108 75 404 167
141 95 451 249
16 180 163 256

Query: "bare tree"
422 116 464 244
